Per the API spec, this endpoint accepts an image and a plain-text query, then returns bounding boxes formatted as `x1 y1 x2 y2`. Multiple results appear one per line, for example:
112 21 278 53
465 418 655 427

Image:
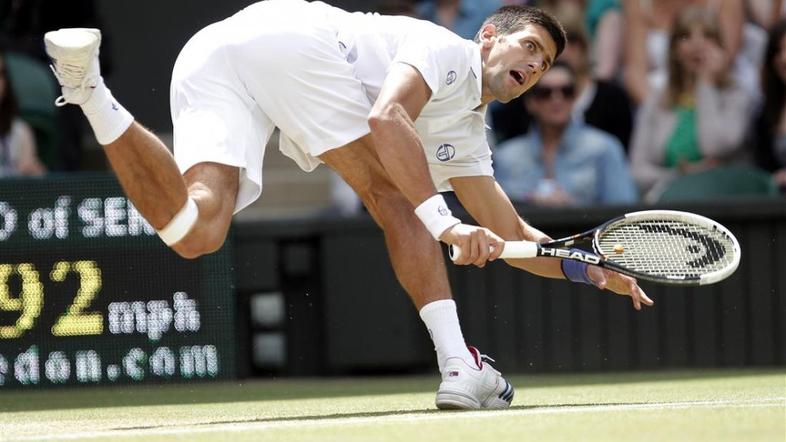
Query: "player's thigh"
171 32 271 214
319 134 413 225
319 134 390 196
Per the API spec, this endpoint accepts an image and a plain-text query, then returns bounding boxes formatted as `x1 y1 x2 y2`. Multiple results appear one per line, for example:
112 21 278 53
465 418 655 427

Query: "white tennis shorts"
169 0 372 213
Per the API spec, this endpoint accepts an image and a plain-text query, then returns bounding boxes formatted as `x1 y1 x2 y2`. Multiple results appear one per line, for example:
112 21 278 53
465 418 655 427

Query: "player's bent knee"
171 228 227 259
156 196 229 259
157 197 199 247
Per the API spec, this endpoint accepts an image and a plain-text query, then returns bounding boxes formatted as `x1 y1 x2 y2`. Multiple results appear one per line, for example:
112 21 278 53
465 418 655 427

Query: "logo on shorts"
446 70 457 85
438 205 449 216
436 143 455 162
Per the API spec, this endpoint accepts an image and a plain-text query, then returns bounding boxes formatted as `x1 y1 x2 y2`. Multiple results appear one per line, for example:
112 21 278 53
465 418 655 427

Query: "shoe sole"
44 29 101 60
435 391 481 410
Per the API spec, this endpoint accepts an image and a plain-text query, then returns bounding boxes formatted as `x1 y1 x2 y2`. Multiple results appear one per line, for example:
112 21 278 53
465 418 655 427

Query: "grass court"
1 369 783 441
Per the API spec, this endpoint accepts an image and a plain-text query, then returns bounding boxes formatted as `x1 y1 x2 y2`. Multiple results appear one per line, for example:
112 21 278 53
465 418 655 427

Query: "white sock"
80 79 134 145
419 299 475 372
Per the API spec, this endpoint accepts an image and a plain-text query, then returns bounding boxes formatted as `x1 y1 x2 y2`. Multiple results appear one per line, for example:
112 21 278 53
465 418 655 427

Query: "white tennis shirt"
330 9 493 190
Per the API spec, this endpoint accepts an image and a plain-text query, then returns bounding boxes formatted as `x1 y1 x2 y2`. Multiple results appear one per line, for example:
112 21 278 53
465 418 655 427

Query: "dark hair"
475 5 567 59
762 20 786 130
0 53 18 137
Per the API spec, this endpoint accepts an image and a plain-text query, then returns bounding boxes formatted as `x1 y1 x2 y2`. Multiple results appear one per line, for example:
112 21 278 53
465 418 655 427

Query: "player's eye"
525 41 535 51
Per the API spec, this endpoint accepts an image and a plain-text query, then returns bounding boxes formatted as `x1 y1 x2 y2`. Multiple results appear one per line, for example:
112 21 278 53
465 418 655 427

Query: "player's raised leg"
319 136 513 409
44 28 232 257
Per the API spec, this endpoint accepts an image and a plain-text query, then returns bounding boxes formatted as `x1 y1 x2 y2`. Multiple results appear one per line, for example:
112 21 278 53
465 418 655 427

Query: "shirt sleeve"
392 36 470 98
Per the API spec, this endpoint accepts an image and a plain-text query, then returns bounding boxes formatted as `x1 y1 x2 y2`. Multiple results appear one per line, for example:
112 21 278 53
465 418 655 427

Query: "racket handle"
449 241 538 262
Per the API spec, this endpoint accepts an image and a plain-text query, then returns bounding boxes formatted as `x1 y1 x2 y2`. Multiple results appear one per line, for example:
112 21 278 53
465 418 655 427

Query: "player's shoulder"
390 14 471 49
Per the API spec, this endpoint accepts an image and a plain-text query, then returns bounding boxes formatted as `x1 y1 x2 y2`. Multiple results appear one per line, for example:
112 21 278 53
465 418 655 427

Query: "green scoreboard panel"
0 174 236 388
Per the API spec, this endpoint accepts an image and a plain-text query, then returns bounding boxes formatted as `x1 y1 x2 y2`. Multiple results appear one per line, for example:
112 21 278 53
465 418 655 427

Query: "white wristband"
157 197 199 246
414 194 461 240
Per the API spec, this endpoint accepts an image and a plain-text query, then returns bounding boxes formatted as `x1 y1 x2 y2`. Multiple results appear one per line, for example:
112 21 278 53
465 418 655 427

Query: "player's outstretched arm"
369 64 503 266
450 175 653 309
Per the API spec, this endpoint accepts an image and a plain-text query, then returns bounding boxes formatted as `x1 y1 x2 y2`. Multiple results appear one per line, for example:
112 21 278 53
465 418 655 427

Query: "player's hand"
440 223 504 268
587 266 654 311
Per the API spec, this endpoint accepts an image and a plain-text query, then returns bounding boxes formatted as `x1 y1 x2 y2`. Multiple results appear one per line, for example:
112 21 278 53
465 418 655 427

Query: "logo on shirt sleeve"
446 71 457 85
436 144 456 162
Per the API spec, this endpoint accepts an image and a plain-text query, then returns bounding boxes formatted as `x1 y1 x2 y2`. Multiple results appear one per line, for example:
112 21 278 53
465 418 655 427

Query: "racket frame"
449 210 741 286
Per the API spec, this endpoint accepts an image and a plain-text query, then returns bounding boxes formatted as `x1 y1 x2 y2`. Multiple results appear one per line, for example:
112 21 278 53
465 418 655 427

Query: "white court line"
8 397 785 441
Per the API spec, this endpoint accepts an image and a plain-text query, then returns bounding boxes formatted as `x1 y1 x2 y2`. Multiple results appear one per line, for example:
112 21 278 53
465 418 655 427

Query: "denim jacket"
493 120 639 205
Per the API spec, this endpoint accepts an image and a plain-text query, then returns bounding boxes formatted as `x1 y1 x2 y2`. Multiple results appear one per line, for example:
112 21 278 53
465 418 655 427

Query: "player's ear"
479 24 497 49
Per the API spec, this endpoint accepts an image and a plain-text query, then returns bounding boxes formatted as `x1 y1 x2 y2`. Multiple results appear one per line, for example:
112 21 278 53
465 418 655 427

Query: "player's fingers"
629 282 644 311
463 238 479 266
472 230 489 268
486 230 505 262
629 278 653 308
639 286 654 306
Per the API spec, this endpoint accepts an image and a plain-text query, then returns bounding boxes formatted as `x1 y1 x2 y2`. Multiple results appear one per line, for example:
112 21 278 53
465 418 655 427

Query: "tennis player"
44 0 652 410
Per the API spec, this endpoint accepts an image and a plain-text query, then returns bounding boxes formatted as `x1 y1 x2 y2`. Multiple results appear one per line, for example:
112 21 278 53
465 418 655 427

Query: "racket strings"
596 220 736 278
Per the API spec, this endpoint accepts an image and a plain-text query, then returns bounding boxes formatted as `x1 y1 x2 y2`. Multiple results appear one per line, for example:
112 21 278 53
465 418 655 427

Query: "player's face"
480 23 558 104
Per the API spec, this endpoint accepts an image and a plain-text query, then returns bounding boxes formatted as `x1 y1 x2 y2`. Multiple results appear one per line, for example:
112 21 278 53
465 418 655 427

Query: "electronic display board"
0 174 236 388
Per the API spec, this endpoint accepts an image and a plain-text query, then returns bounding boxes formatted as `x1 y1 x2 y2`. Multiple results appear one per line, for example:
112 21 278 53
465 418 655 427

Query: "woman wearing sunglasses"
494 60 638 206
629 6 753 201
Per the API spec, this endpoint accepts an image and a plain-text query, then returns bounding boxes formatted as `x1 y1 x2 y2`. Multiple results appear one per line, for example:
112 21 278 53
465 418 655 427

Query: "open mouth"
510 70 525 86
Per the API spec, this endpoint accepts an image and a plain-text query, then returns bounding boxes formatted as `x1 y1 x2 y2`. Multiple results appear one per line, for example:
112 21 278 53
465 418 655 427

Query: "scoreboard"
0 174 236 388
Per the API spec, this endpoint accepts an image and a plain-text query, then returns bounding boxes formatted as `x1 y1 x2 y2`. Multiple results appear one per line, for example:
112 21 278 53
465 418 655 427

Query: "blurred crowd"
0 0 106 178
372 0 786 209
1 0 785 209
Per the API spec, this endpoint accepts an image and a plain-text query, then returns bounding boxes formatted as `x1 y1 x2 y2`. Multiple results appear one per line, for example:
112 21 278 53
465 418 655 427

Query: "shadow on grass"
1 368 782 413
112 401 654 432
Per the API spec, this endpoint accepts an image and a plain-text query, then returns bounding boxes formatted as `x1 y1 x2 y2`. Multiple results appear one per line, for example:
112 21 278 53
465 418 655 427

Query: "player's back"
217 0 471 104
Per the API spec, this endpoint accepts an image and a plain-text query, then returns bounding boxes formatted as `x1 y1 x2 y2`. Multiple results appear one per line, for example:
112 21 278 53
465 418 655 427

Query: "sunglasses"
529 85 576 100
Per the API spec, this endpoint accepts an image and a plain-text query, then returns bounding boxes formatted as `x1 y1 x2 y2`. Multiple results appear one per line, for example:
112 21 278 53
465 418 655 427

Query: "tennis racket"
449 210 740 286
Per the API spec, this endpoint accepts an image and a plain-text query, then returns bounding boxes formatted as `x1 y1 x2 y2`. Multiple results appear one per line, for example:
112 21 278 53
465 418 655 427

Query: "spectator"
540 0 625 80
0 52 45 177
622 0 747 105
746 0 785 30
560 24 634 149
416 0 502 39
752 19 786 191
0 0 110 171
494 61 638 206
629 6 753 200
491 23 634 149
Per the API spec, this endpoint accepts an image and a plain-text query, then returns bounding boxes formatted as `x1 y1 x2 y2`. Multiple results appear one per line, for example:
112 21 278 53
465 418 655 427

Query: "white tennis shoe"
44 28 102 107
435 346 514 410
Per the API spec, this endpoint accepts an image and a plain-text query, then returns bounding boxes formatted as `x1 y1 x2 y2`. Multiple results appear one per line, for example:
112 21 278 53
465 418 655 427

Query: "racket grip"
449 241 538 262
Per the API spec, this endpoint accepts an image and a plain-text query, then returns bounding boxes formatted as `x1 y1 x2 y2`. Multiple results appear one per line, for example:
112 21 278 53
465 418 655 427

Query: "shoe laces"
49 62 98 107
478 353 496 364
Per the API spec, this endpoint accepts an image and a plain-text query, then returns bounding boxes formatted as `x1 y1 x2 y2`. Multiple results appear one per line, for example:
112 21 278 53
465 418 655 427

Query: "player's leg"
44 28 238 258
104 127 238 258
320 134 450 308
319 136 513 409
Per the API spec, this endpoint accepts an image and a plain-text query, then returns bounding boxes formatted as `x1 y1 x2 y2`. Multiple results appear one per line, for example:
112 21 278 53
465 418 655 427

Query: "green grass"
1 369 784 441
